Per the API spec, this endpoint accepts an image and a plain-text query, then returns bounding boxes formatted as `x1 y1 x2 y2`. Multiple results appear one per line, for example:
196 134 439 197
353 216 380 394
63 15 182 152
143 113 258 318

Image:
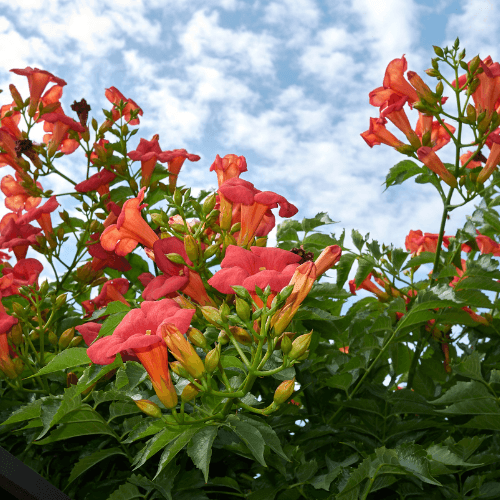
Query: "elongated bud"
167 253 186 265
255 237 267 247
8 324 23 346
224 233 236 247
230 222 241 234
296 350 309 361
184 235 199 263
39 279 49 297
58 327 75 349
181 382 200 402
280 334 292 355
288 331 313 360
433 45 444 57
469 55 481 76
170 223 187 234
229 326 253 346
202 193 217 214
68 336 83 348
217 330 230 345
129 179 138 192
468 78 481 96
161 323 205 379
67 372 78 387
274 378 295 405
9 84 24 108
12 302 26 317
204 345 220 373
13 358 24 376
187 327 207 349
46 331 57 345
201 306 223 326
235 297 251 321
466 104 476 123
435 81 444 97
220 302 230 322
134 399 162 418
203 245 218 260
29 330 39 341
170 361 190 378
174 189 183 205
55 293 67 308
150 213 164 226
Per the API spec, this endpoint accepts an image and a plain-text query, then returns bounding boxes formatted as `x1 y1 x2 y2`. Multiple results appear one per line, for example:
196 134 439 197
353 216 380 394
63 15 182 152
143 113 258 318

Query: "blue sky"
0 0 499 301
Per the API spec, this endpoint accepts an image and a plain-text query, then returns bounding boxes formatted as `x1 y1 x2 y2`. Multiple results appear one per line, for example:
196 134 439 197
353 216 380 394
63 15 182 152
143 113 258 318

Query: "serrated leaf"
187 425 219 482
106 482 141 500
351 229 364 251
225 415 266 466
24 348 91 379
385 160 423 190
67 447 128 488
354 257 375 287
336 253 357 288
0 398 43 426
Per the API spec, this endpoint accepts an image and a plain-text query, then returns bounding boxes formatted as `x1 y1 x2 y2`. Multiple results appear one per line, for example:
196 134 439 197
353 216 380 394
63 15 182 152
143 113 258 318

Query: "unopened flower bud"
204 345 220 373
217 330 230 345
296 350 309 361
67 372 78 387
167 253 186 265
187 327 207 349
13 358 24 376
12 302 26 317
39 279 49 297
202 193 217 214
58 327 75 349
433 45 444 57
44 330 57 346
8 324 23 346
435 80 443 97
57 227 65 241
274 378 295 405
255 237 267 247
10 84 24 109
425 68 440 78
170 361 190 378
220 302 230 322
29 330 39 341
288 331 313 360
229 326 253 346
173 189 183 206
55 293 67 308
203 245 218 260
68 336 83 348
134 399 162 418
150 213 164 226
468 78 481 96
466 104 476 123
235 297 251 322
184 235 199 263
129 179 138 192
201 306 223 326
230 222 241 234
469 55 481 76
170 223 187 233
224 233 236 247
181 383 200 402
280 334 292 355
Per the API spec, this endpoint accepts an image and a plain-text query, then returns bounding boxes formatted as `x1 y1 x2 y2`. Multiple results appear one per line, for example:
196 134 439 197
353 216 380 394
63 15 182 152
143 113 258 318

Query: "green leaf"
238 414 289 461
33 406 116 445
155 425 204 479
354 256 375 287
310 467 341 490
385 160 423 190
132 425 185 470
325 372 353 391
106 482 141 500
351 229 365 251
225 414 266 467
432 381 491 405
391 343 411 376
67 447 128 488
302 212 335 232
336 253 357 288
24 348 91 379
187 425 219 482
463 415 500 431
453 351 484 381
396 443 441 486
277 219 301 242
0 398 43 426
402 251 436 270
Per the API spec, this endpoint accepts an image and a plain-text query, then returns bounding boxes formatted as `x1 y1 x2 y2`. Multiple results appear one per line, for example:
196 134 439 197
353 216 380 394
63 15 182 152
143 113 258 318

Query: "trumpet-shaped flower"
405 230 451 256
0 214 42 260
361 117 406 149
100 187 159 256
0 258 43 297
210 154 247 187
379 94 421 148
208 245 301 307
103 87 143 126
75 169 116 195
417 147 458 187
415 113 456 152
477 131 500 184
42 112 86 156
1 173 42 213
82 278 130 315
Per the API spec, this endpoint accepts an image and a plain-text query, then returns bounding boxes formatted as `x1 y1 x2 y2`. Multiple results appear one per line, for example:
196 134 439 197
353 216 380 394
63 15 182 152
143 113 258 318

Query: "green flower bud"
170 361 190 379
39 279 49 297
9 84 24 108
288 331 313 360
229 326 253 346
187 327 207 349
68 336 83 348
167 253 186 265
235 297 251 322
202 193 217 214
181 383 200 402
203 245 218 260
230 222 241 234
469 55 481 76
13 358 24 376
220 303 230 322
433 45 444 57
204 345 220 373
296 350 309 361
280 334 292 355
466 104 476 123
274 378 295 405
58 327 75 349
201 306 223 326
150 213 164 226
8 324 23 346
174 188 183 206
217 330 230 345
134 399 162 418
48 331 58 345
255 237 267 247
129 179 138 192
55 293 67 308
29 330 39 341
184 235 199 263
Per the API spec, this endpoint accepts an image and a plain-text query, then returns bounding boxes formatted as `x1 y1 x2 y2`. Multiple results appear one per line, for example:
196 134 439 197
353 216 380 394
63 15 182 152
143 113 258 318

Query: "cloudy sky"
0 0 498 304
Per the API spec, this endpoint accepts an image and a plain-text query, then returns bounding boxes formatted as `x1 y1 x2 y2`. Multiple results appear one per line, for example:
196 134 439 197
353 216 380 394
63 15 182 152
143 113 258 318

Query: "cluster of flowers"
0 67 343 414
361 53 500 187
